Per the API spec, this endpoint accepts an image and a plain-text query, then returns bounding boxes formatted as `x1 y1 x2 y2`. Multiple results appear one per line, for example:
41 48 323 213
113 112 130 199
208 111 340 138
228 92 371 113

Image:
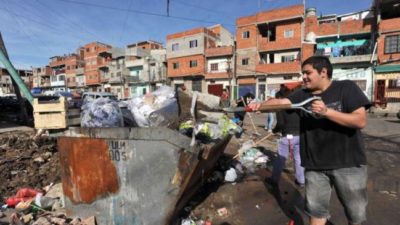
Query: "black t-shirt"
288 80 371 170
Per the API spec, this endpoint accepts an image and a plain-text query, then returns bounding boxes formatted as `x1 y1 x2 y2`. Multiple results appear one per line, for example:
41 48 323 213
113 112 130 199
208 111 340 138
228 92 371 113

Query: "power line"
117 0 134 44
0 0 57 57
0 7 90 44
34 0 102 41
48 0 235 27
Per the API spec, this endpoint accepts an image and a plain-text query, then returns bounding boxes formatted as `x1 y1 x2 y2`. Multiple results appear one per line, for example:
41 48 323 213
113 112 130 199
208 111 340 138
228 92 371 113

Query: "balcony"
109 76 124 84
315 43 374 64
126 58 145 68
50 80 66 87
205 46 234 57
258 38 302 52
126 47 150 58
256 61 301 74
54 69 66 75
125 75 142 83
76 67 84 75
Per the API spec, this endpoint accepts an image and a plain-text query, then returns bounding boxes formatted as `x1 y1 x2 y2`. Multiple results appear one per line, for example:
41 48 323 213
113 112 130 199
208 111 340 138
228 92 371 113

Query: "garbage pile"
0 131 60 200
80 86 236 137
2 185 98 225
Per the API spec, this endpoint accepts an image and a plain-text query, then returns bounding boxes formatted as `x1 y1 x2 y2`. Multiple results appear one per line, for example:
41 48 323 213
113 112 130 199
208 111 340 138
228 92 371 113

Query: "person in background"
234 92 254 126
264 89 276 133
249 56 371 225
220 89 230 108
267 85 304 187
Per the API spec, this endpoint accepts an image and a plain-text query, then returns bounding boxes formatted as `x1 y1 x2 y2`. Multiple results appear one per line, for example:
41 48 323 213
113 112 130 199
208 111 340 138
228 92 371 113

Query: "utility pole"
0 32 30 125
226 58 232 101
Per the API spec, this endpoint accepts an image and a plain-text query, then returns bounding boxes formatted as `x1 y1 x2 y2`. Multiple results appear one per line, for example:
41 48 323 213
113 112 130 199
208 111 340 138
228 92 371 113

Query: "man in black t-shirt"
249 56 371 225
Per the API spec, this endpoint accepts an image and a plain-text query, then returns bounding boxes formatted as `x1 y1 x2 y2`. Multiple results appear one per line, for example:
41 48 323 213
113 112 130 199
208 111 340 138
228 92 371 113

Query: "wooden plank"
33 97 67 113
34 111 67 129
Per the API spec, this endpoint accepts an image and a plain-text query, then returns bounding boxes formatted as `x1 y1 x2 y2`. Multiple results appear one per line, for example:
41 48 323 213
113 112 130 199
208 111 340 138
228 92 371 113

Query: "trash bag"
81 97 124 127
127 86 179 127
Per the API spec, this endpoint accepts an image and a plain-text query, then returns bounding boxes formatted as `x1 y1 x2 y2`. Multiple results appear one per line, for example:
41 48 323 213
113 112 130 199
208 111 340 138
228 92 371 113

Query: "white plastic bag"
81 97 124 127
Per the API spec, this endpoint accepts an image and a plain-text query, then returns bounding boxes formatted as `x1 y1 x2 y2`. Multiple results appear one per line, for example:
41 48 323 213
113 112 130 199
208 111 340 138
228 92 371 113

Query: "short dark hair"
302 56 333 79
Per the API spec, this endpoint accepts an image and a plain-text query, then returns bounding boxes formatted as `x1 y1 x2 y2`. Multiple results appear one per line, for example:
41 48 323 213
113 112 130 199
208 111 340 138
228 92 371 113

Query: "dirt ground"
0 131 60 201
182 114 400 225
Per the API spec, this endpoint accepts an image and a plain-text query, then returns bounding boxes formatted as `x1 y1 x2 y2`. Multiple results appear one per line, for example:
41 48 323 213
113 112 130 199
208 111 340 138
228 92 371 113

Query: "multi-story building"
204 24 235 97
236 5 304 100
49 56 67 92
0 67 33 95
65 51 85 92
167 25 233 93
32 66 52 90
83 42 112 92
100 47 126 99
125 40 166 97
373 0 400 111
305 7 376 100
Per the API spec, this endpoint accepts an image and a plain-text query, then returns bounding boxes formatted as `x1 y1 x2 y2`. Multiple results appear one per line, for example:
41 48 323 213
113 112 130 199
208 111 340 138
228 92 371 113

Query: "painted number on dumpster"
108 140 128 162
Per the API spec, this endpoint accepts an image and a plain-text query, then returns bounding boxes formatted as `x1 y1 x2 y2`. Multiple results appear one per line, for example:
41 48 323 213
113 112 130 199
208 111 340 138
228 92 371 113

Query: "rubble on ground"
0 131 60 202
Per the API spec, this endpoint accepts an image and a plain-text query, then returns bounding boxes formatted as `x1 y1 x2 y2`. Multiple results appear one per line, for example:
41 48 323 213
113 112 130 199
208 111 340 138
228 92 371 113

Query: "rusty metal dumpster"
58 127 231 225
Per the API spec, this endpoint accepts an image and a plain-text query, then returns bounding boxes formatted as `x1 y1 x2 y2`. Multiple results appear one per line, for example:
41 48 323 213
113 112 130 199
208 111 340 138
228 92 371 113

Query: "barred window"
210 63 218 71
384 35 400 54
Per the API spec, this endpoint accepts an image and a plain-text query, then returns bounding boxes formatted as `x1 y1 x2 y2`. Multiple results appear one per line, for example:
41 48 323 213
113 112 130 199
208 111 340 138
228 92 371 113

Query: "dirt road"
189 114 400 225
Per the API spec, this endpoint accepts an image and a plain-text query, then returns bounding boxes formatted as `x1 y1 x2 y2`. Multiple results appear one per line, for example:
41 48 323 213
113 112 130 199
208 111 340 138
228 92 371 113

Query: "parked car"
81 92 117 101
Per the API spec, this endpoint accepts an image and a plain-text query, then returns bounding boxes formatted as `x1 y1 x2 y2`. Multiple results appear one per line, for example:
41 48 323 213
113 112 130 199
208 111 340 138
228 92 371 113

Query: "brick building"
373 0 400 111
125 40 167 98
83 42 112 92
167 25 234 95
236 5 304 100
304 7 376 100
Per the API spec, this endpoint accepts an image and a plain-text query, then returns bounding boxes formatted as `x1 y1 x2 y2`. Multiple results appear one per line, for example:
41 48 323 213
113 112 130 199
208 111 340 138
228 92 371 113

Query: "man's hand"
311 99 328 116
248 102 261 111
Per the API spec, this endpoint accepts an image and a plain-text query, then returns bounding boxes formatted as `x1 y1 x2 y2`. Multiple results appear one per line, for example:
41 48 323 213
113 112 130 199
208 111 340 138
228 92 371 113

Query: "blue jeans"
271 135 304 184
264 112 275 130
305 166 368 224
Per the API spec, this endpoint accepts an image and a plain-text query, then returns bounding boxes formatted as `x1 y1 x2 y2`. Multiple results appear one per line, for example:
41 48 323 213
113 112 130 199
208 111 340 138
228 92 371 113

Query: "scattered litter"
216 207 228 217
224 168 238 182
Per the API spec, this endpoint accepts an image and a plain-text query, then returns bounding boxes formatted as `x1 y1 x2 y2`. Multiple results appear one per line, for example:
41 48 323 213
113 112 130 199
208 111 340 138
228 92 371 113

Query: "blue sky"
0 0 372 69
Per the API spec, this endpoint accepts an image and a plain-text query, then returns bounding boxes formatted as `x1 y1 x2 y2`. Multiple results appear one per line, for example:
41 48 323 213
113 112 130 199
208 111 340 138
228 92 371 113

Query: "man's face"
302 64 325 90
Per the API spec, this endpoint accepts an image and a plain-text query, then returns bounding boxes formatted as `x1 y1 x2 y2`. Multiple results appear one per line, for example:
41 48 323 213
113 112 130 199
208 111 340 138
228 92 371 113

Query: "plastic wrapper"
81 97 124 127
127 86 179 127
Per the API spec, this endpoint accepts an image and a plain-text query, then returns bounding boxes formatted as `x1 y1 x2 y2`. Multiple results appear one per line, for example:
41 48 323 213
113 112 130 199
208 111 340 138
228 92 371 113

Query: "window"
284 29 294 38
172 43 179 51
117 72 121 77
192 79 202 92
190 60 197 68
283 75 293 80
242 31 250 39
189 40 198 48
269 25 276 41
388 79 400 89
173 62 179 69
281 55 295 62
210 63 218 71
242 58 249 65
384 35 400 54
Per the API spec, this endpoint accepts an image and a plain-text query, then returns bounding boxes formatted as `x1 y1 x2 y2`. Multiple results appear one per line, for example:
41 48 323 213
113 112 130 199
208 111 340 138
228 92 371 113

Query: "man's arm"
312 100 367 129
248 98 292 111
